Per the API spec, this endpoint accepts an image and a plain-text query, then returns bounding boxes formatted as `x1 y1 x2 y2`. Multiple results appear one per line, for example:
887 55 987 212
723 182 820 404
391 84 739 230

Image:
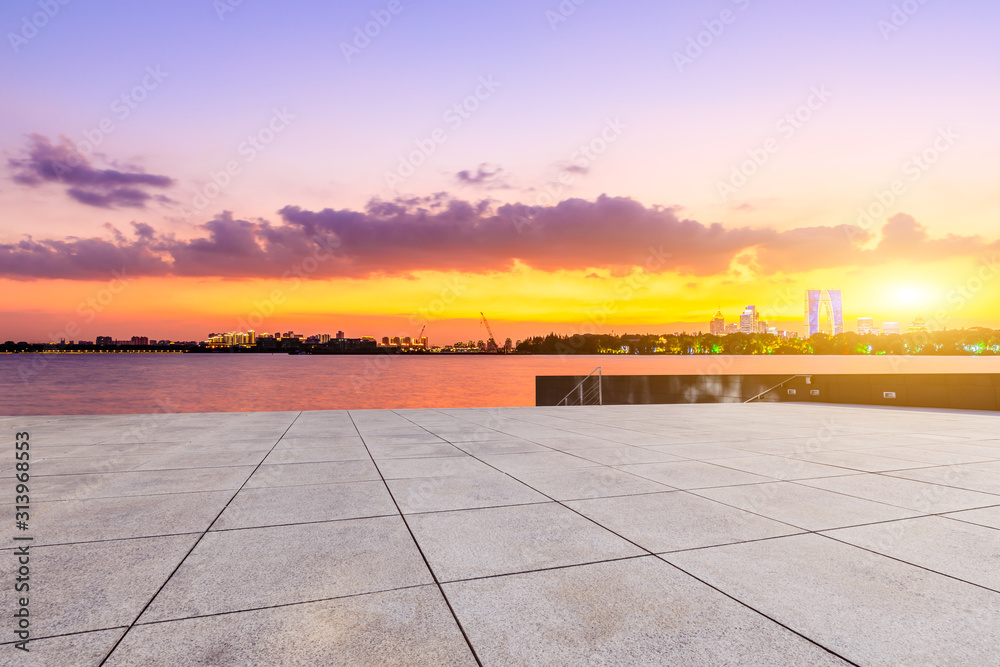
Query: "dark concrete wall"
536 373 1000 411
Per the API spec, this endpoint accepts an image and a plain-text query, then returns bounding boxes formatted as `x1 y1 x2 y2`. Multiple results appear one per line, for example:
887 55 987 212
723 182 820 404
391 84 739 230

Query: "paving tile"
566 491 801 553
362 434 445 446
478 451 601 475
824 516 1000 591
616 460 773 490
944 505 1000 530
75 466 254 499
798 473 1000 513
0 535 197 636
888 465 1000 495
693 482 919 531
451 439 551 456
377 456 494 480
367 442 468 459
108 586 475 666
407 503 643 581
135 449 269 470
647 444 763 460
245 460 381 488
571 447 682 466
168 438 279 453
708 455 851 481
443 557 849 666
262 445 370 464
22 491 232 545
665 533 1000 666
23 454 157 476
0 628 125 666
27 472 119 502
515 467 671 501
787 450 937 473
865 446 995 466
213 480 398 530
388 471 547 514
141 515 433 622
273 435 365 448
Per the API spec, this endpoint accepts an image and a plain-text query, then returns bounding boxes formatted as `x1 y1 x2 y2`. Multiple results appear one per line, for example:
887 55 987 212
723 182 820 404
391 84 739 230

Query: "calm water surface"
3 354 1000 416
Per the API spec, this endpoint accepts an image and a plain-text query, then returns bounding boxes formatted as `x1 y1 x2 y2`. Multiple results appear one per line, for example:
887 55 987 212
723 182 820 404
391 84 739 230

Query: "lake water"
2 353 1000 416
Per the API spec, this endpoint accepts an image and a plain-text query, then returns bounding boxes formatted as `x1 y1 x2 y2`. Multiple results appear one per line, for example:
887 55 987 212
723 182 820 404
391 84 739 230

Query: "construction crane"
480 312 500 353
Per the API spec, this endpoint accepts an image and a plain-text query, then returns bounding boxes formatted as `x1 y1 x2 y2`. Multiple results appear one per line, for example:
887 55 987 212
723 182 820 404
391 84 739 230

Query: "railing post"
598 367 603 406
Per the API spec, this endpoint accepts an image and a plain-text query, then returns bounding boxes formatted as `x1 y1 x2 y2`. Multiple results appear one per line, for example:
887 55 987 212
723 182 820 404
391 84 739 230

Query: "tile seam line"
349 410 485 667
815 530 1000 596
405 408 857 665
785 476 1000 512
96 410 304 666
10 417 261 521
99 582 438 633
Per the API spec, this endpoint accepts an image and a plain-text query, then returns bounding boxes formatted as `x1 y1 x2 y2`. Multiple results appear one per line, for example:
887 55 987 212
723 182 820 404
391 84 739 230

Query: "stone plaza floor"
2 403 1000 665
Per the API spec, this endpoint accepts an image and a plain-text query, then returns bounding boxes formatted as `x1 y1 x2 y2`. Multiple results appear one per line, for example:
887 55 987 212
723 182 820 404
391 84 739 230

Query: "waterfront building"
806 289 844 336
858 317 874 335
710 310 726 335
739 306 758 334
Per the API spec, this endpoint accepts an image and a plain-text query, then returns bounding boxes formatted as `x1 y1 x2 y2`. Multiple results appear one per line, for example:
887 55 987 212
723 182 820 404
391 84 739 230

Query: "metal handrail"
744 375 811 404
557 367 603 406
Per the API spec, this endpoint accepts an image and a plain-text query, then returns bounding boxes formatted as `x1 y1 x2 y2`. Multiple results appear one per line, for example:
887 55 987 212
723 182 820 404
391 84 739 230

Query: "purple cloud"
8 134 174 209
0 196 995 281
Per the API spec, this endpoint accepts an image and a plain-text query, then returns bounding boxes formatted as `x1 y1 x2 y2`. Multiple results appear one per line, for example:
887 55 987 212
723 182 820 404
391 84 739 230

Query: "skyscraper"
710 310 725 335
806 289 844 336
739 306 758 334
857 317 874 335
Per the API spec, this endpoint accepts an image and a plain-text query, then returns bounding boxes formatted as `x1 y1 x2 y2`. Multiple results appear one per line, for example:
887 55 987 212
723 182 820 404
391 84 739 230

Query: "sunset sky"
2 0 999 344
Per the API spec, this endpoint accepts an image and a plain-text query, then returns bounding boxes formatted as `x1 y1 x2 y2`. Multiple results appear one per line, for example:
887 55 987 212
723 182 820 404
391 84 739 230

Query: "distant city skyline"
3 1 999 342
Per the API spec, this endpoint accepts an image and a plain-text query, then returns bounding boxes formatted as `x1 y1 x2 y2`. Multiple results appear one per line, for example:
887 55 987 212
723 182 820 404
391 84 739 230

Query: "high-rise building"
336 331 345 339
739 306 758 334
857 317 874 335
319 334 331 343
806 289 844 336
882 322 901 335
710 310 725 335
